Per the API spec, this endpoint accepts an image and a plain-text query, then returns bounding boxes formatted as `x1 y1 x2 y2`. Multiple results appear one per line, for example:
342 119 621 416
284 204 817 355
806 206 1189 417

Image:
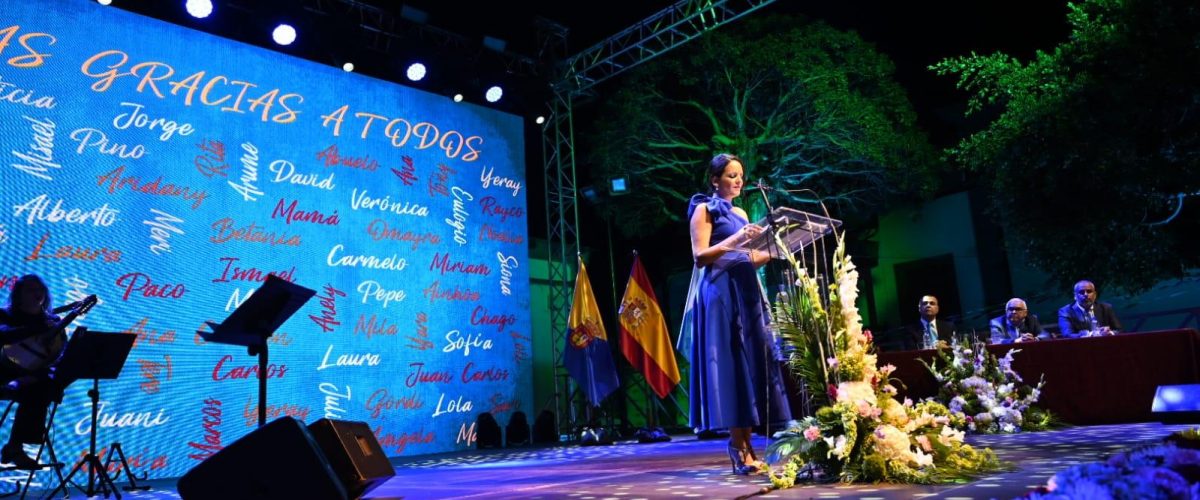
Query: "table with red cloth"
876 329 1200 425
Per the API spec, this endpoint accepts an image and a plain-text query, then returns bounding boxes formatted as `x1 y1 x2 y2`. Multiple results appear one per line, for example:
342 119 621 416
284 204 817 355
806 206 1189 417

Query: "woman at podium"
684 153 792 475
0 274 70 470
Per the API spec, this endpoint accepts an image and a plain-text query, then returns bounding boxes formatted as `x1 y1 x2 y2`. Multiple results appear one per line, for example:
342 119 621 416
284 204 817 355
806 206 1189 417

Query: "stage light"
97 0 112 5
185 0 212 18
482 36 507 53
272 24 297 46
581 186 601 204
610 177 628 195
535 116 545 124
406 63 426 82
342 62 355 72
485 86 503 103
453 94 464 103
399 6 429 24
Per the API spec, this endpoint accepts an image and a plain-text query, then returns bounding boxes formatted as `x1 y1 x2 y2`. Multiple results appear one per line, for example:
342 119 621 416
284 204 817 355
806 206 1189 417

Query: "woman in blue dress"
686 153 792 474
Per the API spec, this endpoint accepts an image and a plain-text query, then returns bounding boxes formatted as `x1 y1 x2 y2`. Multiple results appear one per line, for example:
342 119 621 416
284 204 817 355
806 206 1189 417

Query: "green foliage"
932 0 1200 293
583 16 938 237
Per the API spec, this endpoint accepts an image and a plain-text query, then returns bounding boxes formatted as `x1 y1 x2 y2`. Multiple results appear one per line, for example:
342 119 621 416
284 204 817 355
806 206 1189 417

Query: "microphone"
747 179 774 192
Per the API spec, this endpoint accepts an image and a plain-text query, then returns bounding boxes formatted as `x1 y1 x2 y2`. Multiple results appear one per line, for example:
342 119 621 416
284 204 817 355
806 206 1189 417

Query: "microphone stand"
751 179 781 470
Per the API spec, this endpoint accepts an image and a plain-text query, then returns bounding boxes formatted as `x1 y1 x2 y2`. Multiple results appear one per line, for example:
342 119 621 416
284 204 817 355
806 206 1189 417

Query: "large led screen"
0 0 531 484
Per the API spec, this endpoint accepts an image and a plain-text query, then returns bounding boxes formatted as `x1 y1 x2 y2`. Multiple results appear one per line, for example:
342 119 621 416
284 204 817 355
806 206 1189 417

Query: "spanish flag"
563 257 621 407
618 254 681 398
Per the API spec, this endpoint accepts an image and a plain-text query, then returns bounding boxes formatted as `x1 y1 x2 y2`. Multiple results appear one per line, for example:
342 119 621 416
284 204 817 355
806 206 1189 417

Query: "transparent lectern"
733 207 842 257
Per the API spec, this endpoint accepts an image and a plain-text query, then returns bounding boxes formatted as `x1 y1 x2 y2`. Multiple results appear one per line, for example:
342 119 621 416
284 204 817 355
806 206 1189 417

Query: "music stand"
199 275 315 427
48 328 137 499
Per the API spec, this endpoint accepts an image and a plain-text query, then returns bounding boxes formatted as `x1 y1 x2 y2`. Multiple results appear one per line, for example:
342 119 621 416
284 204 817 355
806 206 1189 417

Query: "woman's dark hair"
707 153 742 191
7 274 51 314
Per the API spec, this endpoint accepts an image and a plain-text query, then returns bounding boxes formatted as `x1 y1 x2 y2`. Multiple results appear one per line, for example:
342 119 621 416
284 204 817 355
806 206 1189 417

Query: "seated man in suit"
989 298 1049 344
904 295 956 350
1058 280 1123 338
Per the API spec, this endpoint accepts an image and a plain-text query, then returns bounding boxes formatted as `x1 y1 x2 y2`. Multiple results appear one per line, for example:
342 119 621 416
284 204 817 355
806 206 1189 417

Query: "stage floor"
25 422 1191 499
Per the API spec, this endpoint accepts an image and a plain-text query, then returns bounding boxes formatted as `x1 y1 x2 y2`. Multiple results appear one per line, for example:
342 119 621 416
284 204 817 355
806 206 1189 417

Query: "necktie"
925 322 937 348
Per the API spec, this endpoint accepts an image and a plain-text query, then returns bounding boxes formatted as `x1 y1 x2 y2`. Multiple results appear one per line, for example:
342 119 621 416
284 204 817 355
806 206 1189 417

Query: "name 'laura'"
317 344 382 370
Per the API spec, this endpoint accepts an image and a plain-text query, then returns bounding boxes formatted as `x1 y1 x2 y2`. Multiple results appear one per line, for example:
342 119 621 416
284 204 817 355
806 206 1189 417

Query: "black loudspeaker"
532 409 557 444
307 418 395 499
178 416 349 500
475 412 502 449
505 411 530 447
1152 384 1200 423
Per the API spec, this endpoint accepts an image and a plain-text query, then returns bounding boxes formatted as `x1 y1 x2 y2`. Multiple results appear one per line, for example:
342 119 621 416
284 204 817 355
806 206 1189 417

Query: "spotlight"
97 0 112 5
485 86 503 103
535 116 545 125
610 177 628 195
342 62 355 72
581 186 601 204
272 24 297 46
406 63 426 82
453 94 464 103
185 0 212 18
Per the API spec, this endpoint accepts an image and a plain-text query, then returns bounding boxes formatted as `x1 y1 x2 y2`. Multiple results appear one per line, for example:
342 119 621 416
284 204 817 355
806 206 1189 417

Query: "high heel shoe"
726 445 758 475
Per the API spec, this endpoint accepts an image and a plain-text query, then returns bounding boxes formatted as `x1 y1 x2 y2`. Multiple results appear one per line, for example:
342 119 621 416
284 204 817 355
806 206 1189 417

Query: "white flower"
870 425 912 462
836 381 877 408
939 425 965 446
913 448 935 467
1001 422 1016 433
826 435 848 459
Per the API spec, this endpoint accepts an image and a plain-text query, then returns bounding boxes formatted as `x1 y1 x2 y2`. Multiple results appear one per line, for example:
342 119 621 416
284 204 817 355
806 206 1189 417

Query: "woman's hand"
725 223 764 250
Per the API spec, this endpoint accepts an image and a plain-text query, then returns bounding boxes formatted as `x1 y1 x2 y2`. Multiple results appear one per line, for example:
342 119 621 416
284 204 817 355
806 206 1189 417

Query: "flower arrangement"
765 234 1001 486
1027 439 1200 499
920 341 1056 434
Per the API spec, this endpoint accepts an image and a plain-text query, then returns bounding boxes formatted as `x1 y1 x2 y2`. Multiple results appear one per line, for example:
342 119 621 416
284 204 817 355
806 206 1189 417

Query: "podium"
199 275 315 427
48 327 138 499
734 206 842 257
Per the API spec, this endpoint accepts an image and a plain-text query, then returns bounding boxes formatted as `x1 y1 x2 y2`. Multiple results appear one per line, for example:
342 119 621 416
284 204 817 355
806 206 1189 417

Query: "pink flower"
915 435 933 452
864 329 873 343
803 425 821 441
827 384 838 400
826 356 838 369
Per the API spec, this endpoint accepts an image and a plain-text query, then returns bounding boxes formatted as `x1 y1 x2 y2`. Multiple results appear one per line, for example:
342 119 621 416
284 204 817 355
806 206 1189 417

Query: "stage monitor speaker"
177 416 349 500
1152 384 1200 423
476 412 502 449
505 411 530 447
307 418 395 499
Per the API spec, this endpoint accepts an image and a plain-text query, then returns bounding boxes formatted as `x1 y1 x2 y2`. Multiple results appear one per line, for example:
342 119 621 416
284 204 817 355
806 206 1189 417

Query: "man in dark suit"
1058 280 1123 338
903 295 956 350
989 297 1048 344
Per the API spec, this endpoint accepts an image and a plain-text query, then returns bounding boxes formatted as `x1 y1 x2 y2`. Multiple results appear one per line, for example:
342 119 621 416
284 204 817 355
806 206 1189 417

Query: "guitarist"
0 274 75 470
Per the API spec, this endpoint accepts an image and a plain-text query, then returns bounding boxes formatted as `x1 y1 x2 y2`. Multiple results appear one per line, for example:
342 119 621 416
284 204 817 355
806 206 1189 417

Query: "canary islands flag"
563 257 620 407
618 255 681 398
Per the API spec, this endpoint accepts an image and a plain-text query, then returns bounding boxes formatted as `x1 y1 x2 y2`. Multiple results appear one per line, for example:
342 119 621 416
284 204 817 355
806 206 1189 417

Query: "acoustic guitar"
3 294 98 372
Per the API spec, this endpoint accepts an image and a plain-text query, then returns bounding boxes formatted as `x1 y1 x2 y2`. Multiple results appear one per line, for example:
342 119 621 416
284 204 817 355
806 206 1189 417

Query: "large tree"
932 0 1200 293
582 16 937 237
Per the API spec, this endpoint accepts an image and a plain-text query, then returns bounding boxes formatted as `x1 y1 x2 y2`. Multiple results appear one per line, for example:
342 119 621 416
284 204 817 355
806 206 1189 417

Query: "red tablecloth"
876 329 1200 425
